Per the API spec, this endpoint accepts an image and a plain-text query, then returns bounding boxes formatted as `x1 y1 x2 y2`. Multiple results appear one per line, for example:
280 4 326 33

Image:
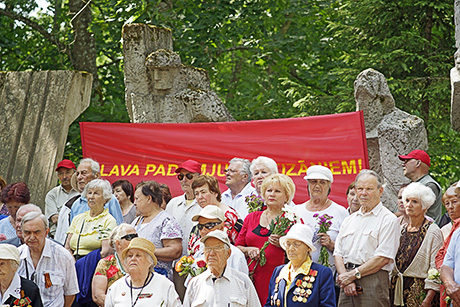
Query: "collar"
279 258 313 283
84 208 110 222
357 202 383 216
204 266 229 282
59 185 78 194
224 183 254 198
2 273 21 303
20 238 51 262
176 194 198 207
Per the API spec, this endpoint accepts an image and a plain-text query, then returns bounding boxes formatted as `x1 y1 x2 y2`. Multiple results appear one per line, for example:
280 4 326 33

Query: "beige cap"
121 237 157 266
192 205 226 222
200 229 231 247
0 244 20 264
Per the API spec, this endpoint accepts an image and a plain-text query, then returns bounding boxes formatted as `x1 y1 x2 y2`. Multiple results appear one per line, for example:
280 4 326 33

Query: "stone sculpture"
122 24 234 123
355 68 428 210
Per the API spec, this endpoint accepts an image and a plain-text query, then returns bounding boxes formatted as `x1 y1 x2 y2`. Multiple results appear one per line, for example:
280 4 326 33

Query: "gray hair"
250 156 278 176
82 179 112 201
79 158 100 175
109 223 136 248
17 204 42 217
402 182 436 210
146 253 156 272
229 158 252 183
21 212 49 229
355 169 384 188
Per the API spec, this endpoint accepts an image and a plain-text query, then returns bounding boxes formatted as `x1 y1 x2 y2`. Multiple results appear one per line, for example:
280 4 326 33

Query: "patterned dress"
390 219 440 307
94 254 125 288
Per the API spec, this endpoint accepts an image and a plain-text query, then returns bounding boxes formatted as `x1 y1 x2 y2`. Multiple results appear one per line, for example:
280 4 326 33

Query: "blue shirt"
443 226 460 284
69 194 123 224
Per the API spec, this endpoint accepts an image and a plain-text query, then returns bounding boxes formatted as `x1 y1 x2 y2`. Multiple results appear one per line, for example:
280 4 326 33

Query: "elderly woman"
0 244 43 306
265 224 336 306
292 165 348 273
389 182 442 307
188 175 242 254
65 179 117 259
439 184 460 240
132 181 182 280
0 182 30 239
236 173 295 305
112 180 136 224
251 156 279 196
92 223 137 306
105 237 181 307
346 182 360 215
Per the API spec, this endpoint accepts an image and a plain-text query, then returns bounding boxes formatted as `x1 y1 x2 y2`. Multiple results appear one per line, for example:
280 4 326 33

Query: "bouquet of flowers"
313 213 333 267
249 205 299 274
246 194 266 213
427 268 451 305
175 255 207 278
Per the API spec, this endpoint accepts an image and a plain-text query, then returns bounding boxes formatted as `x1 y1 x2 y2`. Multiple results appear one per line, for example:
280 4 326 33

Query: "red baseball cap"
175 160 202 174
398 150 431 167
55 159 76 171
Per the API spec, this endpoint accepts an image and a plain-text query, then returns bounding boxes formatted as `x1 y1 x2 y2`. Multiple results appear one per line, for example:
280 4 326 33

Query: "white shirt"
293 201 348 272
166 194 201 256
334 202 400 271
44 185 79 220
221 183 256 219
105 273 181 307
54 205 72 245
1 272 21 303
183 267 261 307
18 238 79 307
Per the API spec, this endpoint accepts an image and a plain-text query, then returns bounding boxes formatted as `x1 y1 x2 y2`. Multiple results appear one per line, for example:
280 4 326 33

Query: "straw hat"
121 237 157 266
279 224 316 252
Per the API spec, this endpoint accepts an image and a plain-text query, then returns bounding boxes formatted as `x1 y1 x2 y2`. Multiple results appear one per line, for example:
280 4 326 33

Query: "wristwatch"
354 268 362 280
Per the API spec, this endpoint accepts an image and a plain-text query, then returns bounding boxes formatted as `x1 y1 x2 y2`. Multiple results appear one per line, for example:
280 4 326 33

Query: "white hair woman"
92 223 137 306
265 224 336 306
65 179 117 259
250 156 279 196
0 244 43 306
389 182 443 307
105 237 181 307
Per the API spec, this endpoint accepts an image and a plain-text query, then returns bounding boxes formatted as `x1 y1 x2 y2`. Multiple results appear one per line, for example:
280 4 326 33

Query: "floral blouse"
94 254 125 288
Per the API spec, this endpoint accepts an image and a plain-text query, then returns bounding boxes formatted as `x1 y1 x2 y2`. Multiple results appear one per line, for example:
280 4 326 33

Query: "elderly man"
221 158 255 219
183 230 260 307
55 158 122 244
0 204 42 247
189 206 248 275
166 159 203 299
17 212 79 307
45 159 79 238
398 149 442 223
334 169 400 307
0 244 43 307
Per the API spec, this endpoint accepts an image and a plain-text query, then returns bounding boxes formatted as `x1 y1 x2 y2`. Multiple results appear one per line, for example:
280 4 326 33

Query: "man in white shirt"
166 159 202 300
44 159 78 238
334 169 400 307
17 212 79 307
221 158 255 219
183 230 260 307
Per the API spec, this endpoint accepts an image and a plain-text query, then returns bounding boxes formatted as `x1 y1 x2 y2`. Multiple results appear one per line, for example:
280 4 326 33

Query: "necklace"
130 272 150 307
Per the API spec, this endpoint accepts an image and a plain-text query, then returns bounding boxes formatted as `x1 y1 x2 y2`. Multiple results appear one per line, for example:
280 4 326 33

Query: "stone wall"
0 71 92 207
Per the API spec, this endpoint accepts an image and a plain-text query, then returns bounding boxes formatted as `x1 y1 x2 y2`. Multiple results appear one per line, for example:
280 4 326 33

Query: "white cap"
303 165 333 183
201 229 231 247
279 224 316 252
0 244 20 264
192 205 226 222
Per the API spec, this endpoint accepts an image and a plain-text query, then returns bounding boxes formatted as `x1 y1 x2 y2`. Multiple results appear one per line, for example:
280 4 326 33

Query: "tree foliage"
0 0 458 189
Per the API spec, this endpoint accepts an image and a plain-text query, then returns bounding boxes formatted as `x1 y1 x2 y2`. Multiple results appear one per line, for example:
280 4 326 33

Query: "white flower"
427 268 440 281
282 205 299 222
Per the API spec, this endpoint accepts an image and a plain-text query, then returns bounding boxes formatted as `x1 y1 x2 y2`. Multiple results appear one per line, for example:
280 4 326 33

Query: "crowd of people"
0 149 459 307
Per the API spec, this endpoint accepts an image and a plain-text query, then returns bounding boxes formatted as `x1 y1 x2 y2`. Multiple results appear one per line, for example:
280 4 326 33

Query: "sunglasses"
121 233 138 241
178 173 194 181
197 222 222 230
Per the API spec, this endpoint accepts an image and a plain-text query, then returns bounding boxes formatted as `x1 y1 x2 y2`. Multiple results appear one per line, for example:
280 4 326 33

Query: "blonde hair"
261 174 296 203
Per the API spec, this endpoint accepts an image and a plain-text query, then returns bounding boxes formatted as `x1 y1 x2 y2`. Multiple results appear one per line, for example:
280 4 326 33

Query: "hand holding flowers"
313 213 333 267
175 255 207 278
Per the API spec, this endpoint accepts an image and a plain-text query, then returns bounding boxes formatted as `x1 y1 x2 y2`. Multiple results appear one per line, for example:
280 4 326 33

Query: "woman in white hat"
0 244 43 307
105 237 181 307
292 165 348 273
265 224 336 306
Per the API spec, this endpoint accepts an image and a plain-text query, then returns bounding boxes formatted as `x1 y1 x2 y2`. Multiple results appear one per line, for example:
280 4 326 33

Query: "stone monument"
355 68 428 210
122 23 234 123
0 71 92 208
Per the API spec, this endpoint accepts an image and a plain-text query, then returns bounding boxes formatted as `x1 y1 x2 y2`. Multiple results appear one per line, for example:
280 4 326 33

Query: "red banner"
80 111 369 206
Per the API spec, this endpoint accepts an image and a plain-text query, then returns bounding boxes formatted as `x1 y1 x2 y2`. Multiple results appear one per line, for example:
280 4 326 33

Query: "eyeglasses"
204 246 227 253
121 233 138 241
178 173 194 181
285 241 303 249
197 222 222 230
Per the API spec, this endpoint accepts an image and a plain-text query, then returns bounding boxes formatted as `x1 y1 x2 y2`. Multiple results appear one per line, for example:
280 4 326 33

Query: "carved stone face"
153 68 175 90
